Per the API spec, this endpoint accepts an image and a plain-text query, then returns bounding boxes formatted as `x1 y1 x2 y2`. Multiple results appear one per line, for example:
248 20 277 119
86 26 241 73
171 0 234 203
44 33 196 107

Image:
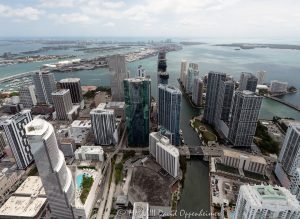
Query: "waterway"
2 39 300 217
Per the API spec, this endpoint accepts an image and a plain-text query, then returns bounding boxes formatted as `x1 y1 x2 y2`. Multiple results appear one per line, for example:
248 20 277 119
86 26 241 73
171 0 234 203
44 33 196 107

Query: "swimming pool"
76 173 91 189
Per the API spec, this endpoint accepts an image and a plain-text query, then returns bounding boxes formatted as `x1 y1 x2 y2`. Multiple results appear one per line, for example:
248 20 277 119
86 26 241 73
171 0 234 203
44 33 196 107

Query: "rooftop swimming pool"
76 173 92 189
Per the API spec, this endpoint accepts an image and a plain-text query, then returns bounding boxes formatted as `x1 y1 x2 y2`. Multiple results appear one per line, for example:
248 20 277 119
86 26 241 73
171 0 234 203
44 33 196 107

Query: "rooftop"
254 185 286 200
0 196 47 217
125 77 151 83
60 78 80 83
14 176 46 196
75 146 103 154
71 120 91 128
223 149 267 164
106 101 125 108
133 202 149 219
25 119 50 137
51 89 69 95
0 176 47 218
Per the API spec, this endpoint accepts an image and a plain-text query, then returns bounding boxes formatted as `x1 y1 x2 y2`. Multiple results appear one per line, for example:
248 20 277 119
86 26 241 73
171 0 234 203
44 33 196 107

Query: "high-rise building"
90 103 117 145
52 89 73 120
192 77 204 106
124 77 151 147
149 132 180 177
180 60 188 87
186 63 199 94
238 72 258 92
0 110 33 169
290 168 300 201
59 78 84 108
19 85 37 108
136 65 146 77
0 131 7 157
157 50 169 85
203 71 226 126
228 91 262 147
270 80 288 94
25 119 75 218
220 80 235 123
278 124 300 176
109 54 128 101
257 70 266 85
234 184 300 219
158 84 181 146
32 71 56 105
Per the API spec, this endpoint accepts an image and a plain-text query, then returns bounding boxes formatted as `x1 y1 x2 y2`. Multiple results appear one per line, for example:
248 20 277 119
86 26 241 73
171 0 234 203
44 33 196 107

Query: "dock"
265 96 300 111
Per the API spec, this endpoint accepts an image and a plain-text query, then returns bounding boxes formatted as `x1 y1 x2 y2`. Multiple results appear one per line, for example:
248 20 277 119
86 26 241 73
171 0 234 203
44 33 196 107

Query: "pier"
265 96 300 111
0 71 37 83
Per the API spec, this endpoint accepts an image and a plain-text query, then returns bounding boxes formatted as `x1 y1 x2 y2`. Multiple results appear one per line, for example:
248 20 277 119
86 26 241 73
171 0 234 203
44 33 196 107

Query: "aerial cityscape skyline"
0 1 300 218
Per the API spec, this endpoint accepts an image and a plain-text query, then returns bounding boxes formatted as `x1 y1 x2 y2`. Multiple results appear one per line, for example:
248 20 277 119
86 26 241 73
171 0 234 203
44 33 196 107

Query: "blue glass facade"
158 84 181 146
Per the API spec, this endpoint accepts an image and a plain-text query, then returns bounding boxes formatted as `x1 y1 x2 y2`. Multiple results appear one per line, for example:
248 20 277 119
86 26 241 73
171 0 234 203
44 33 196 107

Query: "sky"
0 0 300 38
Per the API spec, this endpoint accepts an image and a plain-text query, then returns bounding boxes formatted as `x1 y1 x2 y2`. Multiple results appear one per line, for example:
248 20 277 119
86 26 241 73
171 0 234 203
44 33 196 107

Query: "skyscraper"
52 89 73 120
257 70 266 85
32 71 56 105
90 103 117 145
186 63 199 94
228 91 262 147
203 71 226 126
124 77 151 147
180 60 188 86
0 110 33 169
157 50 169 85
192 77 204 106
278 124 300 176
238 72 258 92
0 131 7 157
109 54 128 101
220 80 234 123
19 85 37 108
59 78 84 108
25 119 75 218
290 168 300 201
158 84 181 146
234 184 300 219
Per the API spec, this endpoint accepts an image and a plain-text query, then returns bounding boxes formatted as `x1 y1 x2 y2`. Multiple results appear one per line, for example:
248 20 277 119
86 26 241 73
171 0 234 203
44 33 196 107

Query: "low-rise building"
70 120 91 145
220 149 267 175
0 176 48 219
149 132 180 178
0 168 23 201
59 138 76 157
270 80 288 94
74 146 104 161
132 202 149 219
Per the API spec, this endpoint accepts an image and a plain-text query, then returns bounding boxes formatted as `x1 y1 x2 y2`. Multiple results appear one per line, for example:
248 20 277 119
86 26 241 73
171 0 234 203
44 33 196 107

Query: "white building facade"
149 132 179 178
235 184 300 219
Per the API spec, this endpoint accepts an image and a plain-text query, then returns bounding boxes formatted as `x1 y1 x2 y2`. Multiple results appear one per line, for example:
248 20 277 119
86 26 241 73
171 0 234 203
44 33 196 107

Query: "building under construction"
157 50 169 85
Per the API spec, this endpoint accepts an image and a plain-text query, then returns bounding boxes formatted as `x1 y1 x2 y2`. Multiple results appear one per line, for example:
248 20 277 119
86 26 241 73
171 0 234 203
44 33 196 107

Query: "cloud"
39 0 75 8
49 13 91 24
103 22 115 27
0 4 43 21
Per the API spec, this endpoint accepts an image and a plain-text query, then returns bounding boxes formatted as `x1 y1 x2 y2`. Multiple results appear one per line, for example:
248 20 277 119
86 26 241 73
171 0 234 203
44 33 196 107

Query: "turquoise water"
76 173 91 189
